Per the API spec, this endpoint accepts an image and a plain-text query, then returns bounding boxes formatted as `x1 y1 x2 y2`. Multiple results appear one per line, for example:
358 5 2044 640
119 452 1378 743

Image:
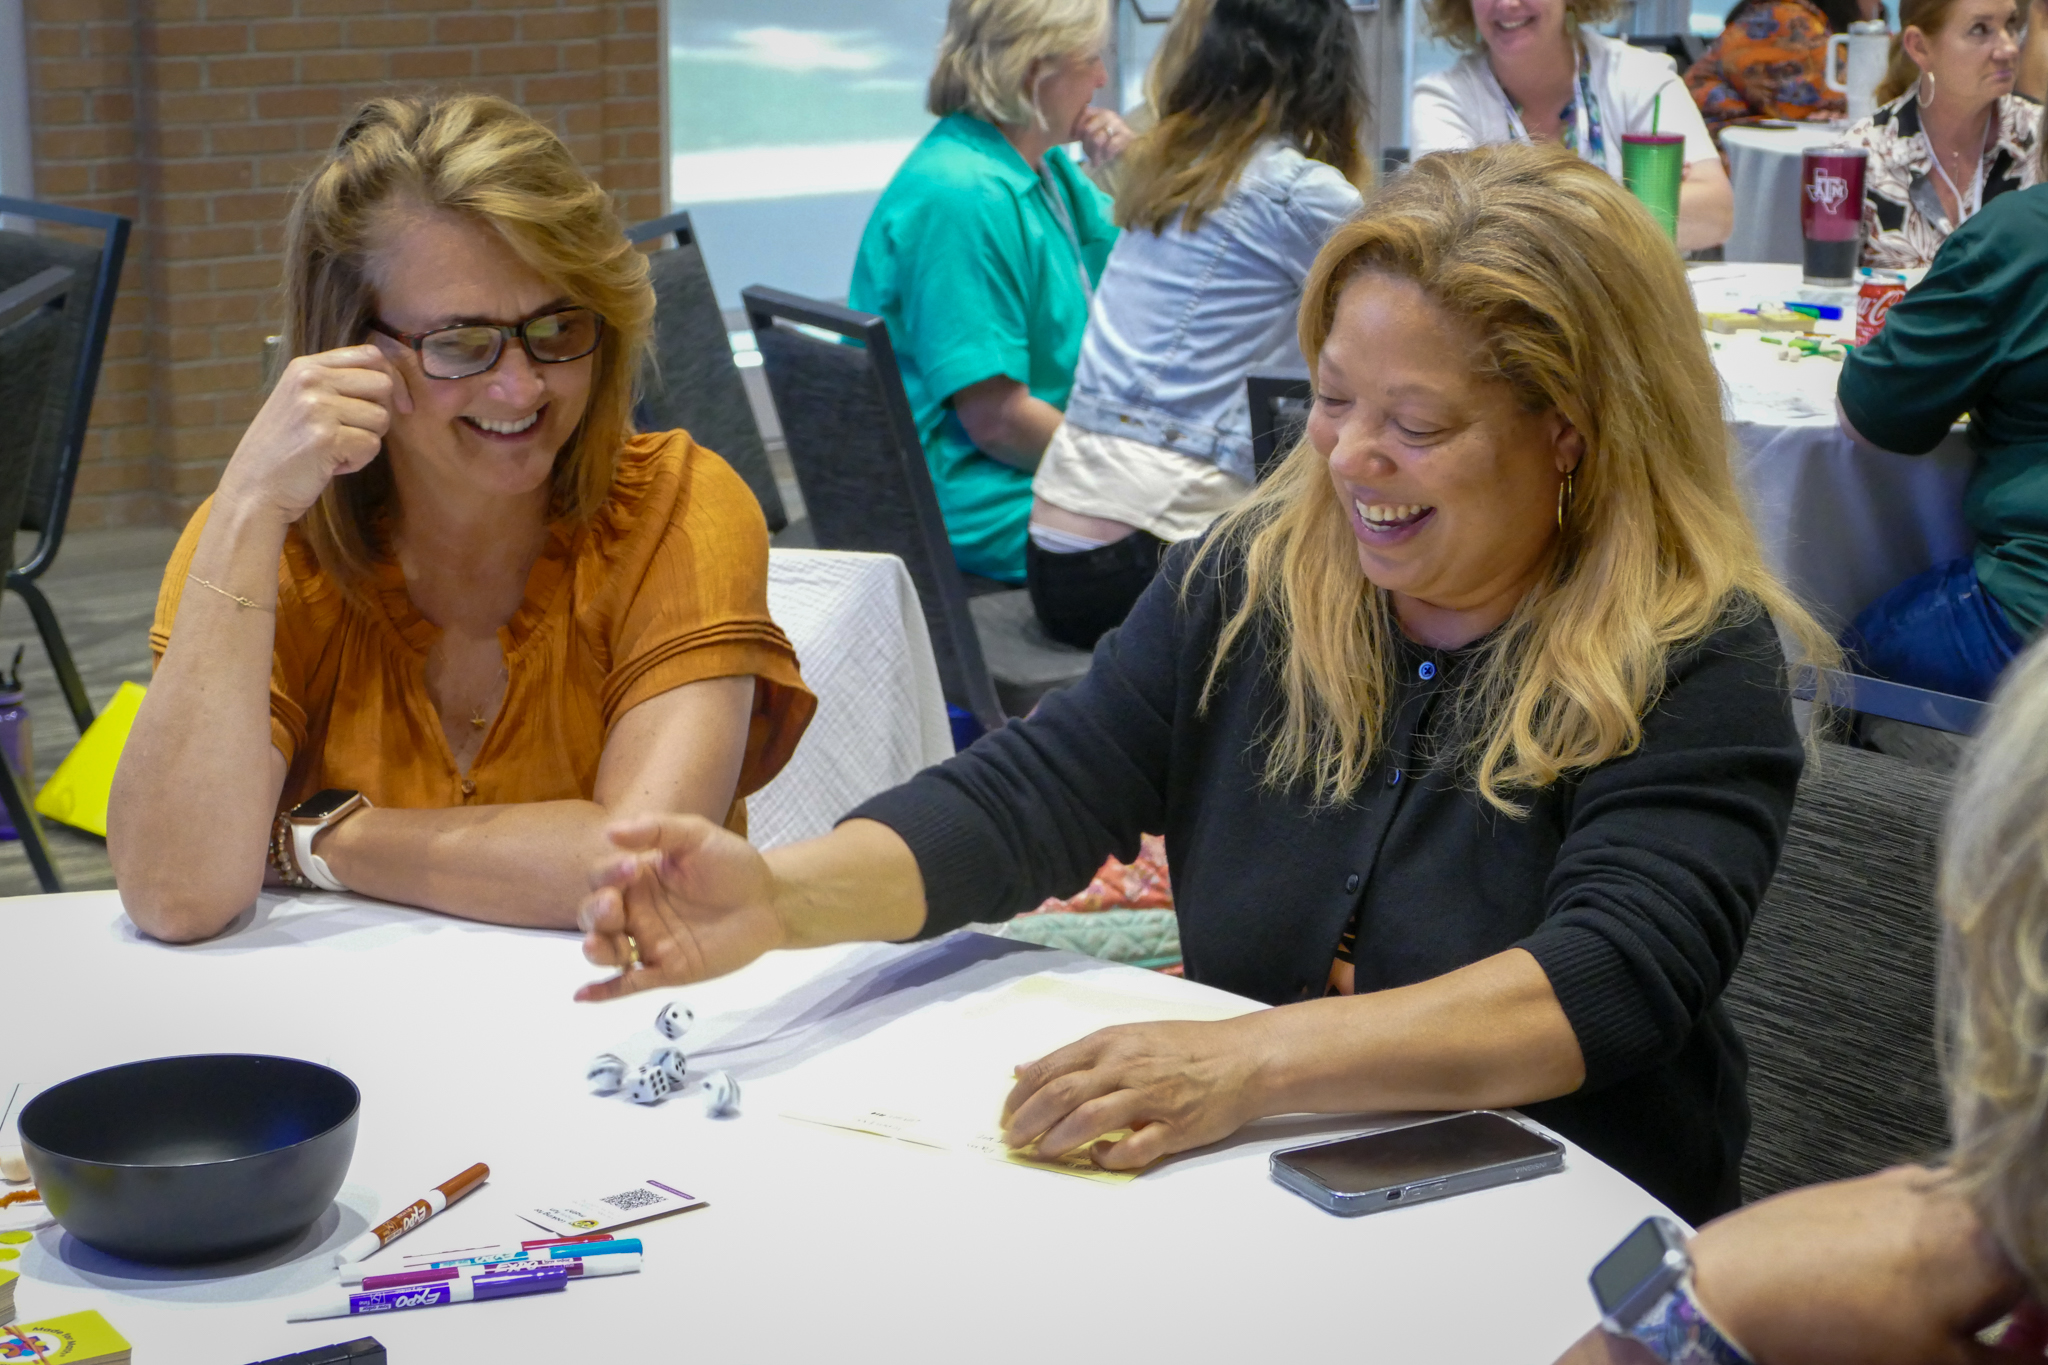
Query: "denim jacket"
1062 142 1362 484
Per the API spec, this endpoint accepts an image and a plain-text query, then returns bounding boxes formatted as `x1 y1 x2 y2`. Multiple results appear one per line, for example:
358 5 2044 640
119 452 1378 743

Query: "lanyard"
1492 41 1604 165
1036 165 1094 301
1925 118 1989 227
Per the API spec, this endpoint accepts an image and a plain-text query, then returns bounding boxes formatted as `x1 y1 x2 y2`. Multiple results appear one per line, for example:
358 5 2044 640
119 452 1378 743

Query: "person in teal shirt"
1838 175 2048 699
849 0 1127 584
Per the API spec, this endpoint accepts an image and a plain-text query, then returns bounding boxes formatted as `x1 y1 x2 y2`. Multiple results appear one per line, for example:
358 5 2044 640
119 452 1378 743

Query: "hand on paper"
574 813 786 1002
216 345 411 527
1000 1017 1266 1171
1076 106 1134 167
1684 1165 2035 1365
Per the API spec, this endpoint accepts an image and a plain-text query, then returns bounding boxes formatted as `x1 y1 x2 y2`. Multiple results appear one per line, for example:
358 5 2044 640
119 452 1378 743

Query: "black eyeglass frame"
367 306 605 380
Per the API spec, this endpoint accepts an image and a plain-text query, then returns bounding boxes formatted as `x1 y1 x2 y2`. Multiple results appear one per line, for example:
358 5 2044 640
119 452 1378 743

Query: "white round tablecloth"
1690 262 1976 631
0 892 1674 1364
1722 124 1847 265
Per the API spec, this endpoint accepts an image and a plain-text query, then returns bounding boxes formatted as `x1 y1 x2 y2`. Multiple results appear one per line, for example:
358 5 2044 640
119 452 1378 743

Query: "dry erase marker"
356 1251 642 1292
333 1162 490 1267
397 1232 613 1265
343 1237 643 1283
290 1266 566 1321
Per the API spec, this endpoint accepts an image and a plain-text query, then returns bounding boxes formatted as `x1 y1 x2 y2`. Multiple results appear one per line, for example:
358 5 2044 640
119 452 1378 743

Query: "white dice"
647 1045 688 1087
701 1071 740 1118
624 1065 672 1105
586 1053 628 1095
654 1001 694 1041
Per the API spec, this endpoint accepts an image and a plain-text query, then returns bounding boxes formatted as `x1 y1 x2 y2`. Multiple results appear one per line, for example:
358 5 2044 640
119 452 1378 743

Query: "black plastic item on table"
18 1054 359 1264
246 1339 388 1365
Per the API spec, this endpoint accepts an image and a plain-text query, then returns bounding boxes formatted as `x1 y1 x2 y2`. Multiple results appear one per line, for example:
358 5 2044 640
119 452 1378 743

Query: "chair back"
627 211 787 532
0 197 131 581
1723 742 1952 1202
740 285 1005 734
0 267 76 572
1247 375 1313 483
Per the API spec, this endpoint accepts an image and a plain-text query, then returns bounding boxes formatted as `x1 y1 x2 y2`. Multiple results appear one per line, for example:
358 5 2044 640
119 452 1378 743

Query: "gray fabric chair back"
0 268 75 573
626 212 787 532
741 284 1005 734
0 198 130 577
1246 375 1312 483
1724 742 1952 1202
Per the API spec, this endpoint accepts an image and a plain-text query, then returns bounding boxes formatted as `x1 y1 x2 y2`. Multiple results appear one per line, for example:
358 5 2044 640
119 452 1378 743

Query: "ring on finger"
623 933 642 971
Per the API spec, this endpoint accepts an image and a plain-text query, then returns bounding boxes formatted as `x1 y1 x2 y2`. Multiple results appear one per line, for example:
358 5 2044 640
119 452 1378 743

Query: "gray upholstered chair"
626 211 787 532
740 285 1090 733
1723 741 1952 1202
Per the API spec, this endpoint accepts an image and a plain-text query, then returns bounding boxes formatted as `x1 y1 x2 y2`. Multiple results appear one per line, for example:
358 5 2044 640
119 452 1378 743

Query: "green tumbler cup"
1621 134 1685 240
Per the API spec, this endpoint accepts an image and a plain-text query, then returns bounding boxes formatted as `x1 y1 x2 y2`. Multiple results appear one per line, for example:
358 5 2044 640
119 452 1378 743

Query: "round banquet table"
1690 261 1976 632
1722 124 1845 265
0 890 1675 1364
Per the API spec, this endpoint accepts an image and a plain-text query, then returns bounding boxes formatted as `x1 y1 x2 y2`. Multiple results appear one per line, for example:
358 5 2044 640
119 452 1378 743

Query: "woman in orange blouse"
109 93 814 943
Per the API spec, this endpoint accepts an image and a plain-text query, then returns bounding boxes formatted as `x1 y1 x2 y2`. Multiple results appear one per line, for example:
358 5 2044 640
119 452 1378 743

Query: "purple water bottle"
0 647 35 841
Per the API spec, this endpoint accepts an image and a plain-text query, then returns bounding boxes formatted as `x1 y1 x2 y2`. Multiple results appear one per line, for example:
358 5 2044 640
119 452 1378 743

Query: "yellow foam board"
35 681 146 837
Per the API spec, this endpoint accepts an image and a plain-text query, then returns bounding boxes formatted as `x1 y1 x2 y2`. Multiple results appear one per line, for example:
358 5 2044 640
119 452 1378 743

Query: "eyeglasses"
368 306 604 380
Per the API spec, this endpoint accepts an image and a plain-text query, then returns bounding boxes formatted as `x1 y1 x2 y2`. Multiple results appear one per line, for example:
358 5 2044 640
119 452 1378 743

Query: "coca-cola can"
1856 272 1906 346
1800 147 1868 285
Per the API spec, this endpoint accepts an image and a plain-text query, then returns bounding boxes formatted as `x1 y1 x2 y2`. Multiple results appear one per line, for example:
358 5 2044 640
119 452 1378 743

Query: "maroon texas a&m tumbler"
1800 147 1868 285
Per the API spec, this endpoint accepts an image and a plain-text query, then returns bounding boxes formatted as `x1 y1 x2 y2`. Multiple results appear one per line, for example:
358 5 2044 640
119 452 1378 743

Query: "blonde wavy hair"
280 92 654 587
1193 144 1834 813
927 0 1111 128
1425 0 1625 50
1941 638 2048 1296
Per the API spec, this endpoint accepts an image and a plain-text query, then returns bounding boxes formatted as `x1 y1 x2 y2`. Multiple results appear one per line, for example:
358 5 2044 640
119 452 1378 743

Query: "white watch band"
291 813 354 893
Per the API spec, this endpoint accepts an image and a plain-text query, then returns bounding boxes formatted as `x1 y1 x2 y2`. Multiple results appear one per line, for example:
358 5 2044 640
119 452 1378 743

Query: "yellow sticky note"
35 681 145 836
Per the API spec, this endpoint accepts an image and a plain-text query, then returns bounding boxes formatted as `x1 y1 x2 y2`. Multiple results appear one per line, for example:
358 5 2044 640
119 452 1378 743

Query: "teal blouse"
1839 184 2048 636
849 112 1117 583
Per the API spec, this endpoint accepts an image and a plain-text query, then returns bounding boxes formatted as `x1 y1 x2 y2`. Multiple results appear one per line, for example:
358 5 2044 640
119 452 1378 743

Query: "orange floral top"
1686 0 1846 136
152 430 816 830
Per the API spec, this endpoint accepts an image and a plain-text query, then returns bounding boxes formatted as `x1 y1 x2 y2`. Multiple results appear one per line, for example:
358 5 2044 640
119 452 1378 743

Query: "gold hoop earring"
1557 469 1575 531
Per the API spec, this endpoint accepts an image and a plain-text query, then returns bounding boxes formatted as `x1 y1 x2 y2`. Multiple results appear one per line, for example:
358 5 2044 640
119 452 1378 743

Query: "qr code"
598 1187 667 1212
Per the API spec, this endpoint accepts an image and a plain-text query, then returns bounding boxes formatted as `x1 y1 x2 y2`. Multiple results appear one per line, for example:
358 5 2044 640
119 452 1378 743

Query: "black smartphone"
1269 1112 1566 1216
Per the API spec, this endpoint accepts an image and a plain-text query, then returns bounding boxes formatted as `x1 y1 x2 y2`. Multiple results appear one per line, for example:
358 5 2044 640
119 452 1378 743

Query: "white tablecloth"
750 549 954 850
0 891 1674 1363
1722 124 1843 265
1691 262 1976 631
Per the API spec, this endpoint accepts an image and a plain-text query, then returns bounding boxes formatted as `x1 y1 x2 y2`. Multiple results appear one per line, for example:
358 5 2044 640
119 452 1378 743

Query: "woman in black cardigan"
572 143 1833 1224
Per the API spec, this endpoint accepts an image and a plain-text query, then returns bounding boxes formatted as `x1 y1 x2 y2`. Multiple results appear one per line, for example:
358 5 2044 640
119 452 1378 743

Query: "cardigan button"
460 779 476 797
1344 873 1361 894
1418 660 1437 681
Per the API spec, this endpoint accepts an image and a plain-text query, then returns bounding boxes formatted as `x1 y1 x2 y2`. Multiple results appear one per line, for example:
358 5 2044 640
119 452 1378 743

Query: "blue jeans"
1843 558 2025 702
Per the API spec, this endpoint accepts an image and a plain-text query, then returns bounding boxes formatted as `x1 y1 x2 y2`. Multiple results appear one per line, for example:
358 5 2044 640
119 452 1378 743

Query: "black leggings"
1026 531 1169 650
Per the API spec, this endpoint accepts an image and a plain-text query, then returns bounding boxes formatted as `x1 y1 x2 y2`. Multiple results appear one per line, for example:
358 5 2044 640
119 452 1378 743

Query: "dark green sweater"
1839 183 2048 636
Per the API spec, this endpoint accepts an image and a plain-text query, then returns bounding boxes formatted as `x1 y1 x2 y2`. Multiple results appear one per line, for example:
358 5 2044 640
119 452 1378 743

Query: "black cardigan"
851 541 1802 1223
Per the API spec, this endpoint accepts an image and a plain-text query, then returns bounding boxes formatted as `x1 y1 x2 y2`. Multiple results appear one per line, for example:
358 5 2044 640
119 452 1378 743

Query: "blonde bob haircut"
1941 637 2048 1297
1424 0 1624 51
281 92 653 588
927 0 1111 128
1194 143 1834 813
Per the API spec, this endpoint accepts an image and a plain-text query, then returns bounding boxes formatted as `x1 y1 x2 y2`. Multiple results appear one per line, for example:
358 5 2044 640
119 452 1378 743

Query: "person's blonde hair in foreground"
1557 644 2048 1365
574 144 1828 1226
109 92 813 943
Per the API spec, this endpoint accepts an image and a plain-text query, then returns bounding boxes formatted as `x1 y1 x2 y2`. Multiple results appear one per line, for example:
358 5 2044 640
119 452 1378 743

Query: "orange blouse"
151 430 816 831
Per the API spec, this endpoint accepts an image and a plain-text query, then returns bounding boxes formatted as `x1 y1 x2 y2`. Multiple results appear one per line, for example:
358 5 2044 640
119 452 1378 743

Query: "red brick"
32 92 88 125
390 47 473 79
252 19 345 49
209 121 299 154
518 8 600 39
343 16 430 44
254 86 352 118
85 24 134 57
520 71 599 103
154 23 252 55
160 158 253 192
433 12 512 41
31 27 81 59
298 50 385 82
162 224 258 259
158 90 252 123
36 57 133 88
206 53 297 86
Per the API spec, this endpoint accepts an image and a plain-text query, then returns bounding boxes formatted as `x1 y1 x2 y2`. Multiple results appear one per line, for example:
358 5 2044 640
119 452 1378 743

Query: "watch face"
291 788 361 822
1593 1218 1683 1315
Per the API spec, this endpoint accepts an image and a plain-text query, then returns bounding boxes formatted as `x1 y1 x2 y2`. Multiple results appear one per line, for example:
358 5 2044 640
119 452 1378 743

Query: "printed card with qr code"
516 1179 708 1237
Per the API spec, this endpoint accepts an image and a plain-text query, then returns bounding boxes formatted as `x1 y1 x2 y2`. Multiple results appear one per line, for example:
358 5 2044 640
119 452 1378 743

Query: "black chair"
0 195 133 740
740 285 1091 732
1798 666 1987 737
1722 739 1952 1202
1247 375 1313 483
625 211 788 532
0 265 79 893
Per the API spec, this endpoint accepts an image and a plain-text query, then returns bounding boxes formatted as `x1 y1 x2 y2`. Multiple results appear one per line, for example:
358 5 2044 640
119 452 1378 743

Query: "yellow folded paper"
35 681 146 836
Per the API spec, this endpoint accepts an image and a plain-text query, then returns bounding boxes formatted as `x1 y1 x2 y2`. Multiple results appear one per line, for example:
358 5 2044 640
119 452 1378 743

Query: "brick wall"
24 0 665 527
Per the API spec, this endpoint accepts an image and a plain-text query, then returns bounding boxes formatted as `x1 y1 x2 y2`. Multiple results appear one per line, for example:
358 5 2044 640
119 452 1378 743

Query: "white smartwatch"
279 788 371 893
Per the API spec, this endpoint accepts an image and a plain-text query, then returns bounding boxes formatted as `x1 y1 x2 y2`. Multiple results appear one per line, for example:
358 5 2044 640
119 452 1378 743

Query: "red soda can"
1856 272 1906 346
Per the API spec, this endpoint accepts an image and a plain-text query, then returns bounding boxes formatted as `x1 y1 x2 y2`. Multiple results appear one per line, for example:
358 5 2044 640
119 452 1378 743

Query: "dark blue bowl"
20 1054 359 1264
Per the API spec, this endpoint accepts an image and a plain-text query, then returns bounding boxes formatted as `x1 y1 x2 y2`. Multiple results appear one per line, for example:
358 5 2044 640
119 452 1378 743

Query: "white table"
0 891 1674 1364
751 549 954 850
1723 124 1844 265
1691 262 1976 631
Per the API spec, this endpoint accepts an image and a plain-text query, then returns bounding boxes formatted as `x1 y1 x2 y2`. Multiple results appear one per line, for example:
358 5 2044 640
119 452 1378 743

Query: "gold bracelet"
187 573 272 612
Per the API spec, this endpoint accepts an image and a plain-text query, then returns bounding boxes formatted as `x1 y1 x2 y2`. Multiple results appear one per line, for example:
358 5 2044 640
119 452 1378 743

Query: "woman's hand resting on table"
214 345 410 526
574 815 790 1003
1002 1017 1270 1170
